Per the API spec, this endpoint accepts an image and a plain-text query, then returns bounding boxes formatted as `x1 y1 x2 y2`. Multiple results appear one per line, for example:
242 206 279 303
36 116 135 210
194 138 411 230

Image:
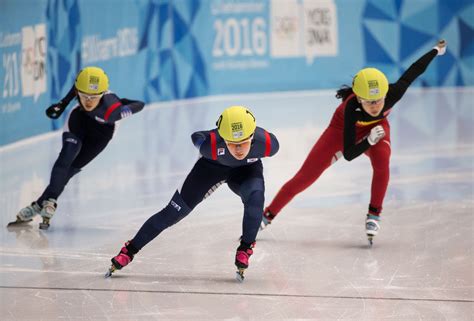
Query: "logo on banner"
270 0 301 57
21 24 47 101
270 0 338 64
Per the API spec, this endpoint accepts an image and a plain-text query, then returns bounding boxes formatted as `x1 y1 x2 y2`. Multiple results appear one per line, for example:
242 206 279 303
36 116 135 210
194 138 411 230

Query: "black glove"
45 101 66 119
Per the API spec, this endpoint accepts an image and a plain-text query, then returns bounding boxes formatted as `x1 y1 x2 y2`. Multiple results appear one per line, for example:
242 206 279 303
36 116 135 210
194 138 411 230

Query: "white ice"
1 88 473 320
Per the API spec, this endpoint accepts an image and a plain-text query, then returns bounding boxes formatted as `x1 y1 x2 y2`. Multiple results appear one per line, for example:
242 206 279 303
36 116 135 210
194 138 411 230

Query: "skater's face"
225 136 253 160
358 96 385 117
78 91 104 111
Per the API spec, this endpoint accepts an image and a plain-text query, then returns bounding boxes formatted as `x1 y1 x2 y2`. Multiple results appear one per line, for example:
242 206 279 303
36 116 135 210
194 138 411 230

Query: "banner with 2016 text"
1 0 472 146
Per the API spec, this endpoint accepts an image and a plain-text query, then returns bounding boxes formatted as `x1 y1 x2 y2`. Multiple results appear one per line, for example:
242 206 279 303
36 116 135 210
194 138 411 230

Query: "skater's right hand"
367 125 385 145
45 101 66 119
433 39 447 56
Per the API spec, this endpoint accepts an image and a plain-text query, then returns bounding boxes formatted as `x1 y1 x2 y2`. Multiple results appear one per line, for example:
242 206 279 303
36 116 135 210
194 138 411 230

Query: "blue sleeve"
268 132 279 157
191 130 215 160
251 127 279 158
191 131 207 149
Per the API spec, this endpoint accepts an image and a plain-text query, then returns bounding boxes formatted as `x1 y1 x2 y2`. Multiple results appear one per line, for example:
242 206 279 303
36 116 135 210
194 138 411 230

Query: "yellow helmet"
352 67 388 100
75 66 109 94
216 106 256 142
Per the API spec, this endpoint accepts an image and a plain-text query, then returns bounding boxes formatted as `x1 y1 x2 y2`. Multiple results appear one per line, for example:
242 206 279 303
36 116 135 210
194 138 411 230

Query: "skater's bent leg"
37 132 82 204
267 127 341 216
240 178 265 244
367 138 391 216
130 190 192 250
130 159 228 252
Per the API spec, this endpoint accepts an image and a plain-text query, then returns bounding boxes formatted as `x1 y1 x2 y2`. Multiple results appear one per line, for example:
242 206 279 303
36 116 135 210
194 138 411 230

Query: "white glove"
367 125 385 145
433 39 447 56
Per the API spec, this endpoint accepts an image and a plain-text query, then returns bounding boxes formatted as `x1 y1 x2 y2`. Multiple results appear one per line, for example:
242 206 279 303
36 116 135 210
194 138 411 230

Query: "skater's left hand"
46 101 67 119
433 39 447 56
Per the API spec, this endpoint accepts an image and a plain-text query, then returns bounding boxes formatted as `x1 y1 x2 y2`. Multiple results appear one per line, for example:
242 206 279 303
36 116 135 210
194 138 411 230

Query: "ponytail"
335 85 353 101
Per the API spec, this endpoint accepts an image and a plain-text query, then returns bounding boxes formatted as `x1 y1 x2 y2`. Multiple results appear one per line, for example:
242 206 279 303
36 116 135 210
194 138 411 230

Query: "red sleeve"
264 130 271 157
210 131 217 160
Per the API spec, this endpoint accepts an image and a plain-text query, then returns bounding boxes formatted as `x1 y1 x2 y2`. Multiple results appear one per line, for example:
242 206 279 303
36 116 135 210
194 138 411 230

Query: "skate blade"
259 222 270 231
39 218 50 230
236 268 245 282
7 218 32 227
367 235 374 247
104 265 117 278
39 222 50 230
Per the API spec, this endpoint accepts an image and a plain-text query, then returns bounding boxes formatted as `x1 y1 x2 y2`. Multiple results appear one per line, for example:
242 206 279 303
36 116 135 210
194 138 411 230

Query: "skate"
259 208 275 231
235 242 255 282
105 241 135 278
39 199 57 230
366 214 380 246
7 202 42 227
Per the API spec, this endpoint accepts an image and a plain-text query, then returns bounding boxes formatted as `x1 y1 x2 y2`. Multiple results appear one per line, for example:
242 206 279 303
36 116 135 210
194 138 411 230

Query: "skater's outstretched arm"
342 40 447 161
388 40 447 104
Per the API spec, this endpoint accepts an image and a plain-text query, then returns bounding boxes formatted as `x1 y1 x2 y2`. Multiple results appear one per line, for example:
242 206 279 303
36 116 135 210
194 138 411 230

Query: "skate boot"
39 198 57 230
105 241 137 277
366 214 380 246
259 208 275 230
7 202 42 227
235 241 255 282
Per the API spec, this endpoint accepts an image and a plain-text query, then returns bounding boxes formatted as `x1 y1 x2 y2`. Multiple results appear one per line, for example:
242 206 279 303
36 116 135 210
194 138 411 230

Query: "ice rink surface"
1 88 473 320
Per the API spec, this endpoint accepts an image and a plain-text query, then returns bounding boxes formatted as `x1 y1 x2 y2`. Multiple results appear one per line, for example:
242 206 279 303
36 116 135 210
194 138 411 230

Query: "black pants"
37 108 114 204
131 158 265 250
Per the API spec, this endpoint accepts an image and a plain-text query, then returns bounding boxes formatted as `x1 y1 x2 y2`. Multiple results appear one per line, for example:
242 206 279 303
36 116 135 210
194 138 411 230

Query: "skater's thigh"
180 158 229 209
227 161 264 197
71 135 112 169
290 127 341 185
65 108 87 141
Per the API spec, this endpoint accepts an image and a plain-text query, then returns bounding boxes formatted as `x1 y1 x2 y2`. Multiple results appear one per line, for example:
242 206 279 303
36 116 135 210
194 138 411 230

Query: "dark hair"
335 85 353 101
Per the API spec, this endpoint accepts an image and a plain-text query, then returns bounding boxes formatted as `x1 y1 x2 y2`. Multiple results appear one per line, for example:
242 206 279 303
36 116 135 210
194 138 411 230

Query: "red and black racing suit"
266 48 440 218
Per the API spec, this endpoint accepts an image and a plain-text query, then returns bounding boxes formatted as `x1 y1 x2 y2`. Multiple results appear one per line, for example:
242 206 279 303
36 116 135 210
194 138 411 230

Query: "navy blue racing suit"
130 126 279 251
36 90 144 205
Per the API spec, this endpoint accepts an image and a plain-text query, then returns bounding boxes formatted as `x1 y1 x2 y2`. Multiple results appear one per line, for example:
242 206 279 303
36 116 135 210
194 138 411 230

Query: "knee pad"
244 190 265 209
169 190 191 215
63 132 82 147
240 179 265 223
156 191 192 229
57 132 82 167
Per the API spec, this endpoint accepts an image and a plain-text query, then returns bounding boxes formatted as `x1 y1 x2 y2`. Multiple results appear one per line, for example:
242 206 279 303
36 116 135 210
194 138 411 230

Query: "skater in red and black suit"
260 40 447 245
10 67 144 229
107 106 279 281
